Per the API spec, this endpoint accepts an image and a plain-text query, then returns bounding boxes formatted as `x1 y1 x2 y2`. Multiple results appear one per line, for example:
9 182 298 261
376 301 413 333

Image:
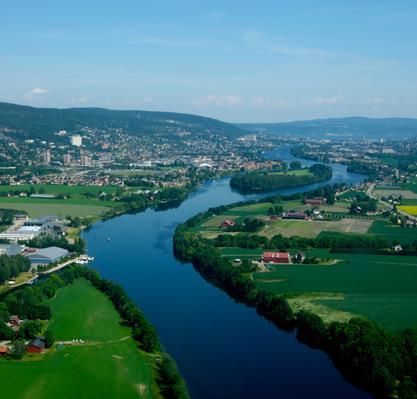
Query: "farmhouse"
282 212 308 220
305 198 326 206
0 346 8 355
262 252 290 264
27 338 45 353
27 246 69 265
220 220 236 228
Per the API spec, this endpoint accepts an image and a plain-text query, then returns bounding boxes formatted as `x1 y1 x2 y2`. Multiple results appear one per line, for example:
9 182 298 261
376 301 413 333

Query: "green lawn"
254 252 417 330
0 184 120 196
0 197 118 217
0 279 157 399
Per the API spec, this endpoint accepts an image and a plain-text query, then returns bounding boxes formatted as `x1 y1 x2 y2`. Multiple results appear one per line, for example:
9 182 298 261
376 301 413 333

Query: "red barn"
220 220 236 228
305 198 325 206
262 252 290 264
27 338 45 353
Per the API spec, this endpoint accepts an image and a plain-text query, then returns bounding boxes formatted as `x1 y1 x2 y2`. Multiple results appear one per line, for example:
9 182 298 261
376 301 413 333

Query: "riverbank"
0 265 189 398
174 183 417 398
82 154 370 399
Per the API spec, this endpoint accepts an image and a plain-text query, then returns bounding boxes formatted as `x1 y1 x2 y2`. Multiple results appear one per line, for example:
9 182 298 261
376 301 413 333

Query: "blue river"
83 148 371 398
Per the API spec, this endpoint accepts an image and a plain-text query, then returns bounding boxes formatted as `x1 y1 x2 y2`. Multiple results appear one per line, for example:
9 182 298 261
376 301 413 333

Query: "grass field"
368 220 417 243
253 251 417 330
0 279 156 398
0 197 117 217
0 184 120 196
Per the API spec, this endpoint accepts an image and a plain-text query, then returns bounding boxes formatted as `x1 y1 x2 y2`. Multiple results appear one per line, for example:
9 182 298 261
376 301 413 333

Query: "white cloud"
250 96 266 107
310 94 344 105
193 94 243 106
241 31 332 58
74 96 91 104
23 87 48 101
366 96 384 105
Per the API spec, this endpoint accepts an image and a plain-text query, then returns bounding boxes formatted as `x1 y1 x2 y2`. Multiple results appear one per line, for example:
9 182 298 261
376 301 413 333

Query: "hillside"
237 117 417 139
0 102 244 141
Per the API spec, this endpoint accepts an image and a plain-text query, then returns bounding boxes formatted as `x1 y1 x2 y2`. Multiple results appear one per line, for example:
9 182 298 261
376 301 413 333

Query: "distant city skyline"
1 0 417 122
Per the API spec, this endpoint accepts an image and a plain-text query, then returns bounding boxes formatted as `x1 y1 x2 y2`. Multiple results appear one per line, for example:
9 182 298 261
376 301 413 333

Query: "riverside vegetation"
0 264 189 398
230 163 333 193
174 184 417 399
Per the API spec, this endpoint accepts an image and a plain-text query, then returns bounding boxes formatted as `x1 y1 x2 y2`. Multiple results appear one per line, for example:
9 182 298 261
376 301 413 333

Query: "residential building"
71 134 82 147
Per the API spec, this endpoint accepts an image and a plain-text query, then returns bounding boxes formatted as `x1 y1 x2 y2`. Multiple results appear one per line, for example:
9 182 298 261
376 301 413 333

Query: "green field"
0 184 120 196
368 220 417 243
253 251 417 330
0 197 118 217
0 279 156 398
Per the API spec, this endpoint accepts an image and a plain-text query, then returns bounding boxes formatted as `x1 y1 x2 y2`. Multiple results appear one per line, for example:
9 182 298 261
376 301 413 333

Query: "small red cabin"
27 338 45 353
262 252 290 264
220 220 236 228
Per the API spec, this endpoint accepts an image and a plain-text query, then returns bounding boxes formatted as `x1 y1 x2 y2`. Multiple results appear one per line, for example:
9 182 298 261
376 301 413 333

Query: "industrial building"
0 244 24 256
27 246 69 264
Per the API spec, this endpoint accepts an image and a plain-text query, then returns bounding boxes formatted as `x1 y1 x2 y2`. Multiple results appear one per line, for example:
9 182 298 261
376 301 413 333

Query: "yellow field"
398 206 417 216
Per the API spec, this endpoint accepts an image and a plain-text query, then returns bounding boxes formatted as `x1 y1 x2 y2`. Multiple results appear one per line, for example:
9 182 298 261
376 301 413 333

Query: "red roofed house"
27 338 45 354
0 346 8 355
262 252 290 264
220 220 236 228
305 198 326 206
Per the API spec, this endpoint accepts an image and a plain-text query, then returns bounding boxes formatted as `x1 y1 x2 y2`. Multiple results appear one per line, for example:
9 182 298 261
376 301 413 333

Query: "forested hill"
237 117 417 139
0 102 244 141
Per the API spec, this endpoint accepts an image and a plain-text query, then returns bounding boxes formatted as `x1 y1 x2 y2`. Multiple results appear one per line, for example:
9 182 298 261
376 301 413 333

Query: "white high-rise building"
71 135 82 147
43 150 51 165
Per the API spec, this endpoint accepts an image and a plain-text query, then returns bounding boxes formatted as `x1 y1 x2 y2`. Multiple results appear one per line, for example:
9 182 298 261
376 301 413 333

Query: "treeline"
225 217 265 233
0 255 31 283
174 225 417 399
346 161 379 178
0 265 189 398
0 208 27 226
230 163 333 194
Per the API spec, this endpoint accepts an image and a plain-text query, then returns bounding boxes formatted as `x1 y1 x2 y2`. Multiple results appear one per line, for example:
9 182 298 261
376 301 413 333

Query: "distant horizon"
1 1 417 122
3 100 417 126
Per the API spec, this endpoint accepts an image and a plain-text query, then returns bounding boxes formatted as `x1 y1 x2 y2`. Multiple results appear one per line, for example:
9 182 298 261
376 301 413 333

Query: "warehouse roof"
29 246 68 259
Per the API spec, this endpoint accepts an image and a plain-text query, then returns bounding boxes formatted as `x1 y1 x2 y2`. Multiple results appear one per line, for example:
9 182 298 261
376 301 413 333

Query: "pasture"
374 188 417 199
368 220 417 243
0 197 116 217
0 279 156 398
0 184 120 197
253 252 417 329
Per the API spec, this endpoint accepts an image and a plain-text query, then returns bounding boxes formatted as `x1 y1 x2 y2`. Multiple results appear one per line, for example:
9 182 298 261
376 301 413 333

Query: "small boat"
107 237 111 241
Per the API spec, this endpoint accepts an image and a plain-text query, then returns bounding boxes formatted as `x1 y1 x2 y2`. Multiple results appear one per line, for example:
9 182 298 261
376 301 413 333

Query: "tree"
290 161 302 170
9 340 26 360
44 330 55 348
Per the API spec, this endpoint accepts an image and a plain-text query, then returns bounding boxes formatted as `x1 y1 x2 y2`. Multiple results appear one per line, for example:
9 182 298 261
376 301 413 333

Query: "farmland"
0 279 156 398
0 197 115 217
0 184 121 196
398 205 417 216
253 251 417 330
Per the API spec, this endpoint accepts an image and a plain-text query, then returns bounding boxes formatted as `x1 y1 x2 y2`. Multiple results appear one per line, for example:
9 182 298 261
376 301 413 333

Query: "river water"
83 148 370 399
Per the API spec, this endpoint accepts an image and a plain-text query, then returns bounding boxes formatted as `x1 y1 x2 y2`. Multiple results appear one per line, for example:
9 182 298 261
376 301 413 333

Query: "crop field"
374 189 417 199
0 197 118 217
219 247 264 259
398 205 417 216
253 252 417 329
259 218 372 239
0 279 155 398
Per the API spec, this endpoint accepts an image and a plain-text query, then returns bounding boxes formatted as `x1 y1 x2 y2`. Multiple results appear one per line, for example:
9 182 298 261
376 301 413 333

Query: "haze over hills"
0 102 244 142
237 117 417 139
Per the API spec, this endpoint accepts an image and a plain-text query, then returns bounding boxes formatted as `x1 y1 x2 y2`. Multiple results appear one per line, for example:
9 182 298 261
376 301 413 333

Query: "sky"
1 0 417 123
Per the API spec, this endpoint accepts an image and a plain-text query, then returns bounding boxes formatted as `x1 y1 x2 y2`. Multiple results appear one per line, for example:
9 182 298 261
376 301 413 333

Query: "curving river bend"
83 148 371 399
